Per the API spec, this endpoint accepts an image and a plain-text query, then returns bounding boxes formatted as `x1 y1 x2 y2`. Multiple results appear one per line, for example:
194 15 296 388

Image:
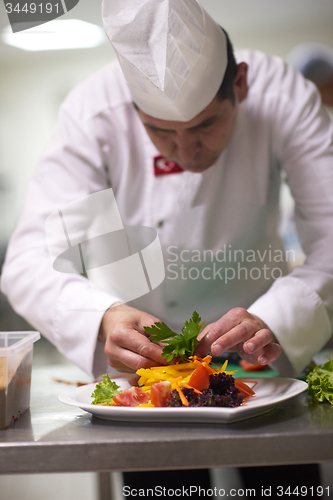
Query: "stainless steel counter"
1 364 333 475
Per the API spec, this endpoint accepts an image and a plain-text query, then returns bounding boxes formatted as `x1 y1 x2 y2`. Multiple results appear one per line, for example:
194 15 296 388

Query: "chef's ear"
233 63 249 103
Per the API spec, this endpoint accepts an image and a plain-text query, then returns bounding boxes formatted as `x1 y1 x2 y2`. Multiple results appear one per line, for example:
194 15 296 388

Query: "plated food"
58 311 308 423
58 377 308 424
91 311 256 409
91 355 256 409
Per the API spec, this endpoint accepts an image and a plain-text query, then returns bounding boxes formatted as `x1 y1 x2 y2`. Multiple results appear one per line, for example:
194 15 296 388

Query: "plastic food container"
0 331 40 429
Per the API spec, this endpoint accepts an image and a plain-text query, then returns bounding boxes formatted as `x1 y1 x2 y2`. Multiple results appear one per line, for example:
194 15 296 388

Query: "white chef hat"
288 43 333 87
102 0 228 121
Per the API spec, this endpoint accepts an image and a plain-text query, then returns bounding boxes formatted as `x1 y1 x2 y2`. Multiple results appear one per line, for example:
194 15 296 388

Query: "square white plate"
58 377 307 424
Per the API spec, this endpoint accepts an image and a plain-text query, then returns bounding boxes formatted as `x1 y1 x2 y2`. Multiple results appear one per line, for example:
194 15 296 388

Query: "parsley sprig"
144 311 205 362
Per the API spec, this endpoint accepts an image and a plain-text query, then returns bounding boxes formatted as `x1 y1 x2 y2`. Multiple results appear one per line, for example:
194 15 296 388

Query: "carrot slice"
202 362 216 375
193 359 216 374
174 382 189 406
180 382 202 394
234 379 256 397
201 355 213 364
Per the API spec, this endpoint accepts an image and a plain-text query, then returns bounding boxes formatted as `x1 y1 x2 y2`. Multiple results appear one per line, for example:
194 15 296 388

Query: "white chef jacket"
1 50 333 378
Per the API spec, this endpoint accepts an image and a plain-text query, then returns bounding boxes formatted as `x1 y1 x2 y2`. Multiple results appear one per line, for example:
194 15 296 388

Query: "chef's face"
137 63 248 173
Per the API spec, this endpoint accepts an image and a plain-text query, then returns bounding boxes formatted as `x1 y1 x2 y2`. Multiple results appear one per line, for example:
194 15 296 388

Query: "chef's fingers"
242 328 275 355
196 315 256 357
106 344 165 372
105 326 166 371
194 322 233 357
117 325 166 363
237 341 281 366
128 374 140 386
105 355 134 373
211 307 251 337
243 329 282 364
195 307 255 356
257 342 282 365
197 322 216 341
210 320 257 356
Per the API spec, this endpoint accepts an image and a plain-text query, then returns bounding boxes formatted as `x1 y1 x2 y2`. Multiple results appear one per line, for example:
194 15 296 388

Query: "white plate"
58 377 308 424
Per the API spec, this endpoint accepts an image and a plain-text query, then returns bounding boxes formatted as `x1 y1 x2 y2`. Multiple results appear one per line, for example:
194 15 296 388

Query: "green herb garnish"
91 374 121 405
306 359 333 405
144 311 205 362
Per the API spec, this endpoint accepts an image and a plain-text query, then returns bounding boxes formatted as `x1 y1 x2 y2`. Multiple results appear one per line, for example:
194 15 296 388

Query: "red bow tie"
154 155 184 176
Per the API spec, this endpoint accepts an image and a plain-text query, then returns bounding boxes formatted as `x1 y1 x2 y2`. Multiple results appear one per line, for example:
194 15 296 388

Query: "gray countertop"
1 364 333 474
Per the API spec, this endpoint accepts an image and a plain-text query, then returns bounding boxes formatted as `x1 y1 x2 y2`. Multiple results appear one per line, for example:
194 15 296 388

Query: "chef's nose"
175 133 200 163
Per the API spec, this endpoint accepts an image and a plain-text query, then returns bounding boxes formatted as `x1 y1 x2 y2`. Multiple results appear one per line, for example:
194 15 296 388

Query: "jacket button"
157 220 164 228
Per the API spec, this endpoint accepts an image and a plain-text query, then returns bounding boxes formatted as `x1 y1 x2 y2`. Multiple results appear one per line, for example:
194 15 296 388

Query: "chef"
1 0 333 381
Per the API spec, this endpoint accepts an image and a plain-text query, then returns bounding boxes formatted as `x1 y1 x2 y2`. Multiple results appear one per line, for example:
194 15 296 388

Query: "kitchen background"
0 0 332 498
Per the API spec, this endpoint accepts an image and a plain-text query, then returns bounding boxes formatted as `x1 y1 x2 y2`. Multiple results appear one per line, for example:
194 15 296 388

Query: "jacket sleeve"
1 104 121 379
249 66 333 376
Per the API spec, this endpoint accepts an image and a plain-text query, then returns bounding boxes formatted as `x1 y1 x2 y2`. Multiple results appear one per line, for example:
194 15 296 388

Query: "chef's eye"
146 126 173 135
156 129 173 135
197 121 214 129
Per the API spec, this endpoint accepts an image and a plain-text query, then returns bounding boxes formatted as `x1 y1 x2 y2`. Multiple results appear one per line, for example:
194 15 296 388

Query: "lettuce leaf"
306 359 333 405
91 374 121 405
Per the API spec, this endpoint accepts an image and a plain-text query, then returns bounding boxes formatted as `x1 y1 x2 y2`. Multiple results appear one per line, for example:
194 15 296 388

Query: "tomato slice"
240 360 268 371
188 363 210 392
113 387 150 407
150 381 172 407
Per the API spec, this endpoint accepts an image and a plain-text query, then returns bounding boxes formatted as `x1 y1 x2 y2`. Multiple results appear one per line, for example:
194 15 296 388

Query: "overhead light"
2 19 106 51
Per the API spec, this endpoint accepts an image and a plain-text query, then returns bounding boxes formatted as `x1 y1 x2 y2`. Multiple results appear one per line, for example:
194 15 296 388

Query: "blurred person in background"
289 43 333 118
288 44 333 352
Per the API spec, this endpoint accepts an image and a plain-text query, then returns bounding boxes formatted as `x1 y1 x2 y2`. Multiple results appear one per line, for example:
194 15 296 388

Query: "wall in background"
0 50 115 245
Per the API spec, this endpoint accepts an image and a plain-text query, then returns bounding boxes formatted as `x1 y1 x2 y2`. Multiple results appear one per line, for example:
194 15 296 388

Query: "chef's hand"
99 303 166 372
194 307 281 365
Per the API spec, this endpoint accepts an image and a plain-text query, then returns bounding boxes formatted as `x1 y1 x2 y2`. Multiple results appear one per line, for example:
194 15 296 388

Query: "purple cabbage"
166 372 243 408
